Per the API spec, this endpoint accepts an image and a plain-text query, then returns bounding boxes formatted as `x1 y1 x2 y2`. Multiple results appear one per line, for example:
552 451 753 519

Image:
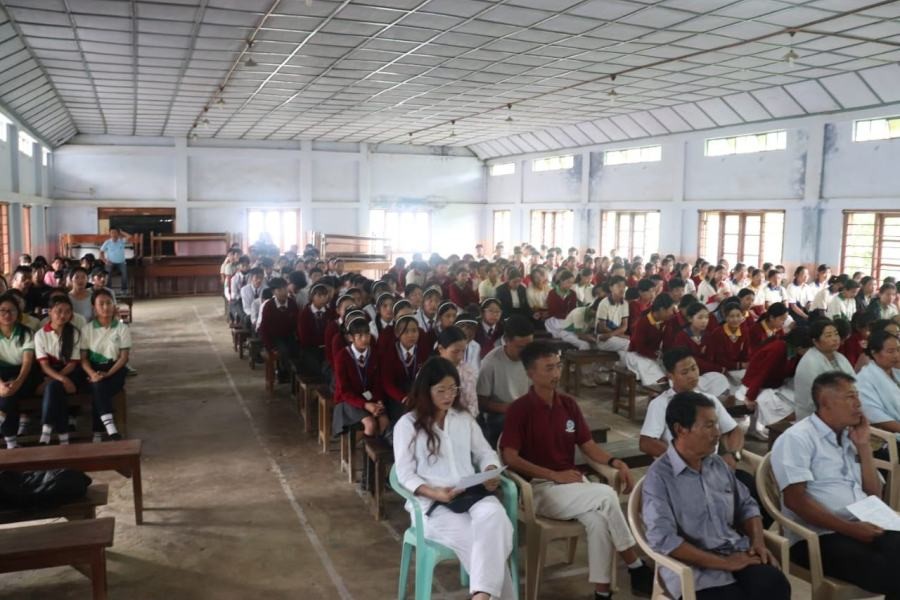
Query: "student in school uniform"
697 265 731 312
257 277 301 383
474 299 503 360
762 269 786 309
368 292 395 342
453 314 482 371
856 276 877 314
436 326 479 417
661 294 694 351
296 283 331 378
323 294 357 369
625 293 676 385
477 264 501 302
375 299 414 354
867 282 899 321
80 289 130 442
707 299 750 384
825 278 860 321
89 269 117 304
525 266 551 325
809 275 842 317
0 293 39 449
237 267 265 329
34 296 85 446
673 303 728 376
332 314 387 438
435 302 459 336
447 265 478 308
747 302 788 357
627 279 655 334
785 266 812 325
594 275 630 357
545 269 577 332
404 284 424 311
416 287 442 347
377 314 429 424
40 289 88 331
840 311 873 371
573 268 595 306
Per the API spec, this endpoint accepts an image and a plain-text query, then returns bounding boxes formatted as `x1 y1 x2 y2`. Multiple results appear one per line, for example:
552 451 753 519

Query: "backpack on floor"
0 469 92 509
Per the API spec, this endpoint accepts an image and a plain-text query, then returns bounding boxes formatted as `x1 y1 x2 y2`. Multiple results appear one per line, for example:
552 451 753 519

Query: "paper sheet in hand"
453 466 507 492
847 495 900 531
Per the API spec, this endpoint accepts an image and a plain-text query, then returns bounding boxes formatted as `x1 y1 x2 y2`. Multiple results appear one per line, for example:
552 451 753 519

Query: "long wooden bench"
561 349 619 396
612 366 666 422
0 483 109 525
0 517 115 600
601 438 653 469
0 440 144 525
17 391 128 440
292 372 325 434
363 437 393 521
317 391 335 453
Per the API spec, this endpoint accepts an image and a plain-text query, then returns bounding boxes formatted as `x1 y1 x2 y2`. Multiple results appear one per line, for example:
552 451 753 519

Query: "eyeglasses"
0 309 14 315
432 385 459 397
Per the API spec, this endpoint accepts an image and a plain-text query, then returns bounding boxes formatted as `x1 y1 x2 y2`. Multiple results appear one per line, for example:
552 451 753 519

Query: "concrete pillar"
174 137 188 233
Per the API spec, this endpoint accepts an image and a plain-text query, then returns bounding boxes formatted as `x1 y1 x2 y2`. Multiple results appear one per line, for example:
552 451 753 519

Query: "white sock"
93 432 103 443
4 436 17 449
39 425 52 444
58 432 70 445
627 558 644 570
101 414 118 436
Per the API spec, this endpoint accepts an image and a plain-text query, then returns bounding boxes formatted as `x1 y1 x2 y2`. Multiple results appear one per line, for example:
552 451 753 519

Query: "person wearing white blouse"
393 357 515 600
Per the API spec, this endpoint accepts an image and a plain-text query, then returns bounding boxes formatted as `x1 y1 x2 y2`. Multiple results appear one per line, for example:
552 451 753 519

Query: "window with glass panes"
842 212 900 282
600 211 660 259
493 210 511 248
698 211 784 268
247 209 300 253
530 210 573 249
369 209 430 255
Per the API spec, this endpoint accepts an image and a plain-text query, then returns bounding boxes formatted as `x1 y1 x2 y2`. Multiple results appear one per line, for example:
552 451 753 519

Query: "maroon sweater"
258 298 299 351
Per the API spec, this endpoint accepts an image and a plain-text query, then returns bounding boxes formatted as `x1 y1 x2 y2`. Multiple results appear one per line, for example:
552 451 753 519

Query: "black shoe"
629 563 654 597
108 433 123 441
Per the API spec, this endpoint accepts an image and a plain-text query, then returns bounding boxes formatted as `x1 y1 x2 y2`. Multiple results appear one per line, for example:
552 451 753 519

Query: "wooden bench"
340 426 363 484
260 349 277 395
592 425 610 444
0 483 109 525
117 295 133 324
0 440 144 525
230 324 249 359
17 390 128 440
293 372 325 434
561 349 619 396
612 366 665 422
363 437 393 521
317 391 335 453
0 516 115 600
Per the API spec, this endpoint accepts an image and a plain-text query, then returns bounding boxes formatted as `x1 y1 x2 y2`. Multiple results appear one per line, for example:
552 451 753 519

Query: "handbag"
426 484 492 516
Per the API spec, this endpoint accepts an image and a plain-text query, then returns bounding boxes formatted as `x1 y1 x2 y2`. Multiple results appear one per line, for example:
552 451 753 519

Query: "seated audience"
80 289 129 442
772 371 900 598
707 299 749 380
377 315 427 424
0 293 39 449
474 299 503 360
867 283 898 321
437 327 479 418
738 329 813 428
296 283 330 378
747 302 787 357
625 293 675 385
826 278 860 321
594 275 630 357
794 319 855 419
501 340 652 598
393 357 515 600
495 268 530 321
476 315 534 447
331 313 386 438
673 303 727 376
857 330 900 435
642 391 790 600
257 277 300 383
841 311 874 370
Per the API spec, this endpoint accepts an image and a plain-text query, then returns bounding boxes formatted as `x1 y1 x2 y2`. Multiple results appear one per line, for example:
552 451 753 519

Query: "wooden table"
0 517 115 600
0 440 144 525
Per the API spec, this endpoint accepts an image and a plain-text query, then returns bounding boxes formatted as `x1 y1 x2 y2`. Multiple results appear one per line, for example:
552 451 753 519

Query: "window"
42 148 51 167
532 154 574 173
493 210 511 248
600 211 660 259
489 162 515 176
369 209 430 255
604 145 662 166
0 203 9 275
21 205 31 255
842 212 900 282
698 211 784 267
530 210 573 249
705 130 786 157
0 114 10 142
247 209 300 252
854 116 900 142
17 131 35 157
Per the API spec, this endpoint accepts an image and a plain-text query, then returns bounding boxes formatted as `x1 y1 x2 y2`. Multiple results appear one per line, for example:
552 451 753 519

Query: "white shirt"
0 325 34 367
478 279 498 302
825 295 856 320
809 287 835 312
415 308 437 333
393 409 499 513
794 347 855 419
464 339 481 371
35 324 81 365
763 285 785 305
595 297 628 330
240 283 263 314
80 319 131 364
640 387 738 444
526 285 549 310
785 283 812 308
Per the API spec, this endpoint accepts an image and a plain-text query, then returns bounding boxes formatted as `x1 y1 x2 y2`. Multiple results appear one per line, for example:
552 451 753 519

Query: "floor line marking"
193 305 353 600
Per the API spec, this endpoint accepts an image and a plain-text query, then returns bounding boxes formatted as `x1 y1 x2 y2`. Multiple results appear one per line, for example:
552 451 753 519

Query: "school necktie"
427 319 434 331
358 354 367 369
487 327 494 337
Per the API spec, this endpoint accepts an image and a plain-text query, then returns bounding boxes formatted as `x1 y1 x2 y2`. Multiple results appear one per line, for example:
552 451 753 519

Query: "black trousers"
272 337 301 377
89 362 127 432
0 364 41 437
792 531 900 600
696 563 790 600
297 346 324 378
734 468 774 529
42 366 86 433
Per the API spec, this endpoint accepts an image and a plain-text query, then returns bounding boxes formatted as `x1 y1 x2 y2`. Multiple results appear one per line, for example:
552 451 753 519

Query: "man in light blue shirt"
642 391 789 600
772 370 900 598
100 228 128 293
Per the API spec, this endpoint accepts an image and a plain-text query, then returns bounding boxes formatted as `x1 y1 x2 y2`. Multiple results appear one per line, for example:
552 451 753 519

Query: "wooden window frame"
0 203 9 276
21 205 31 255
492 210 511 248
698 210 784 266
530 210 572 249
841 210 900 282
601 210 660 259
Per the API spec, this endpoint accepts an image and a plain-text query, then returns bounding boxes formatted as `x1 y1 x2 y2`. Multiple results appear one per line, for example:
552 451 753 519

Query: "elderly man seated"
642 391 790 600
773 370 900 599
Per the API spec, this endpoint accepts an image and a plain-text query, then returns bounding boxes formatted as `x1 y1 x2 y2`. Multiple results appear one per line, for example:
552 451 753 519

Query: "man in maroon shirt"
501 340 652 599
257 277 300 383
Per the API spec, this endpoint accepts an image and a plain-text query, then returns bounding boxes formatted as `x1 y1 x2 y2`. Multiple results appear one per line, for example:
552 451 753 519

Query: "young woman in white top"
393 357 514 600
0 293 38 448
437 327 479 417
697 265 731 312
526 266 551 323
825 279 860 321
81 289 130 442
785 266 811 324
34 296 84 445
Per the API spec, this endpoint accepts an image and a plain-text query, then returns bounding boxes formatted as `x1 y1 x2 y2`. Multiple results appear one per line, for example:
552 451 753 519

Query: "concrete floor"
0 296 811 600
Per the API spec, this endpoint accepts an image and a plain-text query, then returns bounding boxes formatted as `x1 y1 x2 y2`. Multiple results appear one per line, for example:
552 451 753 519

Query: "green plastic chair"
389 465 520 600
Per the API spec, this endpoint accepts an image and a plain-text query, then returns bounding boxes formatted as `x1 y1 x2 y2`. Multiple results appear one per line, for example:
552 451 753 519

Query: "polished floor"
0 296 814 599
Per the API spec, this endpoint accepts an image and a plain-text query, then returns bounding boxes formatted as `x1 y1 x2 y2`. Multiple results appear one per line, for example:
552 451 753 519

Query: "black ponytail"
48 296 79 362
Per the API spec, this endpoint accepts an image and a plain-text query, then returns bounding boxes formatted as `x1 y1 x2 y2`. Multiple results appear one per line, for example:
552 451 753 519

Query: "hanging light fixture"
608 74 618 104
505 103 513 123
783 31 798 65
244 40 258 68
450 120 457 138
